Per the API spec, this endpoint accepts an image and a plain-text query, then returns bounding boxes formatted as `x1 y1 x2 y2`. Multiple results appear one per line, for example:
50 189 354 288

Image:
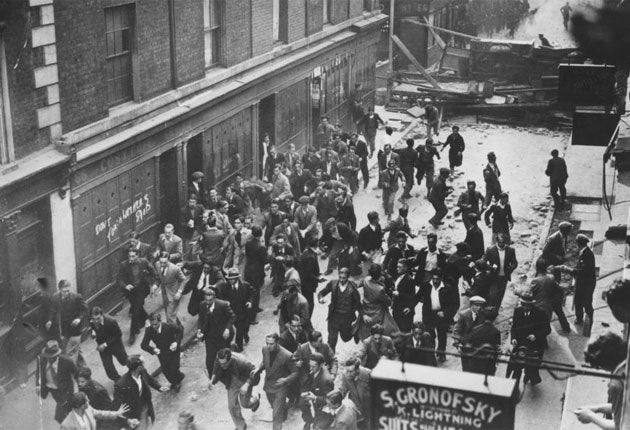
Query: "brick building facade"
0 0 386 379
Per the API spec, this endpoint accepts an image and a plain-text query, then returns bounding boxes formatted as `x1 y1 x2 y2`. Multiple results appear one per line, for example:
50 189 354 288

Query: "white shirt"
394 275 404 289
369 224 377 231
208 303 215 313
430 283 443 311
45 358 59 390
71 411 90 430
425 250 439 272
197 271 210 290
339 282 348 293
498 248 506 276
132 373 143 393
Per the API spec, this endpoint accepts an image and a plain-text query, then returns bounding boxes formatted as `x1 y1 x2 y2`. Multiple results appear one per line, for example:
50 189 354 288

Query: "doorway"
259 94 276 177
159 148 179 230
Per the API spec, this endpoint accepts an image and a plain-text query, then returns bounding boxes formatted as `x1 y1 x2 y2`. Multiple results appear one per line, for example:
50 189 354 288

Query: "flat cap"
558 221 573 231
298 196 310 204
192 171 204 179
576 233 590 244
470 296 486 304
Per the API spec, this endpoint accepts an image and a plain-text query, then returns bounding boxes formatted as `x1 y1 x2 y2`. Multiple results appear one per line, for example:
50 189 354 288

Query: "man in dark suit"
395 138 418 199
453 296 486 371
457 180 485 231
392 259 418 333
113 355 168 429
483 233 518 309
298 352 334 430
179 194 205 257
226 186 246 222
154 223 184 263
216 268 253 351
412 233 448 284
90 306 128 381
360 105 385 157
290 161 314 199
428 167 453 228
545 149 569 208
383 231 415 279
349 133 370 189
358 211 384 276
338 358 372 429
483 152 502 205
77 366 120 430
119 249 156 344
531 258 570 333
326 390 360 430
464 214 485 261
244 225 267 323
189 171 207 206
317 268 364 351
265 145 287 181
560 233 597 325
464 306 501 375
278 315 308 353
47 280 88 365
418 269 460 362
510 295 551 385
121 231 153 262
141 312 185 392
210 348 260 430
253 333 299 430
297 236 321 317
182 259 224 317
383 205 413 249
541 221 573 276
36 340 78 423
377 142 401 172
399 322 437 367
197 287 236 379
293 330 338 387
378 159 405 219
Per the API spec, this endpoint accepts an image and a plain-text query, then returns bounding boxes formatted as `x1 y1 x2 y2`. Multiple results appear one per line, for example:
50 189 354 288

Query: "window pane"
212 29 220 64
210 0 219 27
106 32 115 57
105 5 134 105
204 31 212 67
203 0 210 28
121 28 131 52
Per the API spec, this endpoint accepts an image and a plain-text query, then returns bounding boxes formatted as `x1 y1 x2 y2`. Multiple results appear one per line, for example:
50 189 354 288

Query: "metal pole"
621 325 630 430
388 0 395 76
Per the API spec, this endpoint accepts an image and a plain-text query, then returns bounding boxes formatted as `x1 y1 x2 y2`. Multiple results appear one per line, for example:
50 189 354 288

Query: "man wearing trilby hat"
36 339 79 423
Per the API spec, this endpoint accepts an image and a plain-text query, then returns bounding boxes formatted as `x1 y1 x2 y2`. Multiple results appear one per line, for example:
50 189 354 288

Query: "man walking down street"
244 225 267 324
317 268 364 352
412 233 447 285
560 2 572 29
297 237 321 317
216 268 253 352
560 233 597 326
90 307 128 382
457 180 485 230
119 249 156 345
155 251 187 328
360 105 385 157
47 280 88 366
379 159 406 220
155 223 183 263
483 233 518 309
483 152 502 206
545 149 569 209
465 214 485 261
441 125 465 172
337 357 372 430
415 139 440 197
422 98 440 139
297 352 334 430
428 168 453 229
358 211 384 276
210 348 260 430
197 288 235 382
484 192 515 244
396 138 418 200
141 312 185 392
36 340 79 424
350 133 370 189
253 333 299 430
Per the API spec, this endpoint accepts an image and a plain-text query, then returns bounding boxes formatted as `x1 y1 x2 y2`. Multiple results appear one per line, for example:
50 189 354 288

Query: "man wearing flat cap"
559 233 596 325
189 171 207 206
453 296 486 349
37 340 79 423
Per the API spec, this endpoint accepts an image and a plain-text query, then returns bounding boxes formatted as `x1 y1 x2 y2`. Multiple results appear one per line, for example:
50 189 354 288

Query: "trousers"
429 200 448 225
416 164 435 192
327 314 354 351
99 343 128 381
159 351 184 385
266 387 289 430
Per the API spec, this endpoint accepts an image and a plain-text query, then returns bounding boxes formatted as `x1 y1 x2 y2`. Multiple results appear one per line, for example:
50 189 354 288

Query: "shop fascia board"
65 12 387 151
75 19 385 164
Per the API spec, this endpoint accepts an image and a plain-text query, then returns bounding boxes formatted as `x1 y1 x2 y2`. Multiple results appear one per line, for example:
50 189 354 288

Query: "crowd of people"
31 100 610 430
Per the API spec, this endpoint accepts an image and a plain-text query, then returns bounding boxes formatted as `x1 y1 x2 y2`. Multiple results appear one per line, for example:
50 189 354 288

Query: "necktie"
162 266 167 277
235 231 242 246
202 274 208 290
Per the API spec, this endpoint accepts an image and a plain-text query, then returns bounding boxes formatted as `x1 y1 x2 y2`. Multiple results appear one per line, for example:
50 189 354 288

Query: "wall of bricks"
287 0 306 43
306 0 323 36
223 0 252 67
251 0 273 57
136 0 173 101
173 0 205 86
4 4 47 159
330 0 349 24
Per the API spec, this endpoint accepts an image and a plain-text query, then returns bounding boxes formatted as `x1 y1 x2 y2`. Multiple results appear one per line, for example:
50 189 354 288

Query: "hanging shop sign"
395 0 432 17
371 359 519 430
558 63 617 107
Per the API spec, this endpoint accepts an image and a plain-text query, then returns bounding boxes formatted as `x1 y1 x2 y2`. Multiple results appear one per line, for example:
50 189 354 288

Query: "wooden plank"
422 17 446 50
410 20 479 41
391 35 441 89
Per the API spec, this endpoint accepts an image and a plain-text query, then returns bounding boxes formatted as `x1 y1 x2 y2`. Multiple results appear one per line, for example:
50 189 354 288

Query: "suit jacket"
545 156 568 182
182 261 224 316
541 231 567 265
359 335 397 369
465 225 485 260
322 160 340 180
278 329 307 353
200 228 226 266
315 189 338 222
60 407 120 430
300 367 334 408
377 151 400 171
483 245 518 280
383 244 416 278
90 316 124 354
294 342 338 383
412 247 448 284
155 234 183 263
279 292 311 331
179 204 205 241
297 248 320 296
361 113 385 133
338 367 371 426
378 167 404 190
198 299 236 340
510 306 550 351
271 172 291 199
50 292 88 337
394 147 418 172
429 176 450 203
569 246 597 297
118 258 156 297
141 322 182 356
484 203 514 234
484 163 501 195
215 213 233 237
336 199 357 231
392 274 418 317
284 151 300 171
260 345 299 393
358 224 383 253
294 204 318 234
400 334 437 367
531 274 564 317
453 308 482 344
121 241 153 262
384 216 411 248
37 354 78 400
113 369 162 422
244 238 268 285
418 281 460 326
226 193 245 221
223 228 252 269
264 210 287 244
212 352 255 388
271 222 302 254
216 280 253 321
331 400 360 430
79 380 113 411
265 154 287 179
155 261 186 299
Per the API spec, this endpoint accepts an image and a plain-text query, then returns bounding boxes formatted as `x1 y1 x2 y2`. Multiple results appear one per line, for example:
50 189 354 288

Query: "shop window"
105 4 134 106
203 0 222 68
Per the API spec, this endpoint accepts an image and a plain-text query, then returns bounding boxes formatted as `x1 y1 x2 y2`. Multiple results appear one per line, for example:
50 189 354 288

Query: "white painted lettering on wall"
94 194 152 242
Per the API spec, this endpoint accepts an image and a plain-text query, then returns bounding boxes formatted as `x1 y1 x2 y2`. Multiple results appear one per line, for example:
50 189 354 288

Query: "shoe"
324 269 333 276
251 393 261 412
437 354 446 363
244 335 250 344
128 333 136 345
172 382 182 393
250 320 259 325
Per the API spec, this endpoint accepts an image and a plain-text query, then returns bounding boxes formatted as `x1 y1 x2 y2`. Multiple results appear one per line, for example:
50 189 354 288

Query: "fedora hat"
41 340 62 359
225 268 241 280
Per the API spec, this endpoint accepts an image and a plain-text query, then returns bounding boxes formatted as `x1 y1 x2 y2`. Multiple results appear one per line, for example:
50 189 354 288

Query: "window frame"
104 4 135 107
203 0 222 68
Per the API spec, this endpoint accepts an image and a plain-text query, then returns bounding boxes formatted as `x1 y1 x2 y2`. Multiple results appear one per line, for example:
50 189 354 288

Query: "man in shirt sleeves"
483 233 518 309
